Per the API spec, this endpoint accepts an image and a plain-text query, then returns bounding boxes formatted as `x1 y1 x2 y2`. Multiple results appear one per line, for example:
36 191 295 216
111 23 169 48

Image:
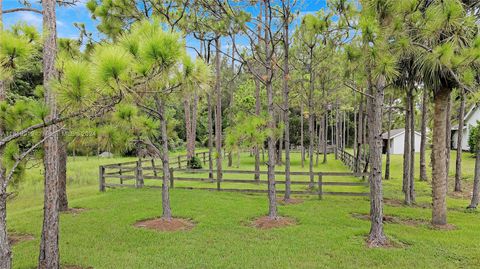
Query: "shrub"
468 121 480 153
187 156 202 169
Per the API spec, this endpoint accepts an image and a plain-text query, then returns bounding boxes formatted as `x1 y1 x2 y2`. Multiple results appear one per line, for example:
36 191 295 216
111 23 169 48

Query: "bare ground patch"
134 217 195 232
61 207 87 215
251 216 297 229
351 213 429 227
429 223 457 231
8 233 34 245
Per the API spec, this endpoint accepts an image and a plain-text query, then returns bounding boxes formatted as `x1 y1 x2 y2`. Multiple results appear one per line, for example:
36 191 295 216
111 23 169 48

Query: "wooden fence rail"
99 154 370 198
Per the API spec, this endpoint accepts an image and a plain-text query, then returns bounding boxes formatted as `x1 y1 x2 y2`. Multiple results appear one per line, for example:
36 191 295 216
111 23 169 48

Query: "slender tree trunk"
277 112 283 165
316 122 321 166
335 103 339 159
445 95 452 189
308 47 315 188
420 88 428 181
455 88 465 192
409 88 416 203
156 96 172 219
403 91 412 202
356 96 364 172
323 113 327 164
467 148 480 209
300 102 305 167
184 97 193 160
207 94 214 180
367 75 387 247
254 78 261 182
264 4 277 219
353 110 357 161
214 37 222 188
385 97 392 180
192 91 198 157
58 135 68 212
282 14 291 201
39 0 60 267
431 87 450 226
0 169 12 269
0 0 5 102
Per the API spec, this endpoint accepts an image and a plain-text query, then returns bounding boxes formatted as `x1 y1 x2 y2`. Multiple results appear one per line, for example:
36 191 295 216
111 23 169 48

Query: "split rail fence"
99 150 369 198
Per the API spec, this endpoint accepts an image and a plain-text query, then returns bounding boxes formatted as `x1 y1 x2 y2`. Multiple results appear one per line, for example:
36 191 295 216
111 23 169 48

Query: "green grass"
7 151 480 268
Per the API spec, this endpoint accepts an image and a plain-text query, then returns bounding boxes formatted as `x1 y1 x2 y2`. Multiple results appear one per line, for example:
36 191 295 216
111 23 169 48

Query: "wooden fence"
99 153 370 197
337 148 368 174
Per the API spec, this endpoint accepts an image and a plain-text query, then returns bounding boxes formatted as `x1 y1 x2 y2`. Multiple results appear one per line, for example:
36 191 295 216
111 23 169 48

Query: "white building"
382 128 422 155
452 105 480 151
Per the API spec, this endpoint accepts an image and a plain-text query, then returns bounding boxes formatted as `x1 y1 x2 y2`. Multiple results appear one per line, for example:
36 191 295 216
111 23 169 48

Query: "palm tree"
414 0 478 225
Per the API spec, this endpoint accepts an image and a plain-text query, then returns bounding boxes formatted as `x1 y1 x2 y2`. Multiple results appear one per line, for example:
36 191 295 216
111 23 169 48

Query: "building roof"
382 128 421 140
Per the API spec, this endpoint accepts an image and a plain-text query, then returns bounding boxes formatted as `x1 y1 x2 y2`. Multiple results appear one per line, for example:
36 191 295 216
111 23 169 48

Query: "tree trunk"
0 0 5 102
308 47 315 188
445 95 452 189
254 79 261 181
467 148 480 209
356 95 364 172
282 15 291 201
454 88 465 192
0 171 12 269
300 102 305 167
335 103 339 159
431 87 450 226
366 75 387 247
184 96 193 160
156 95 172 219
277 112 283 166
264 4 277 219
316 122 320 166
403 91 412 202
385 97 392 180
207 94 214 181
39 0 60 267
58 135 68 212
214 37 222 188
420 88 428 181
323 113 327 164
409 88 416 203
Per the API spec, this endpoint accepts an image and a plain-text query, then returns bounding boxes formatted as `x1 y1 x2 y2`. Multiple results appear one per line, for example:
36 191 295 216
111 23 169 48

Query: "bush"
187 156 202 169
468 121 480 153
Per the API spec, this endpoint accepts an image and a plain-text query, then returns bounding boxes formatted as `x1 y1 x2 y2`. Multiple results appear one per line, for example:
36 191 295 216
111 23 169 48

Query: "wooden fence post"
318 173 323 200
151 159 158 177
169 168 174 188
178 156 182 169
118 163 123 184
99 166 105 192
135 160 144 188
203 152 206 165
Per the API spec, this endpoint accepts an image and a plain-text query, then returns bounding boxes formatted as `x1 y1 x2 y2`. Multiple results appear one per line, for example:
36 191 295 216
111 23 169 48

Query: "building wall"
452 108 480 151
390 132 422 155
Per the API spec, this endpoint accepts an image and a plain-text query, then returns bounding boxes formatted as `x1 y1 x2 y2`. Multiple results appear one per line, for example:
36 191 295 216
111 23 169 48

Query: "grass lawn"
7 151 480 268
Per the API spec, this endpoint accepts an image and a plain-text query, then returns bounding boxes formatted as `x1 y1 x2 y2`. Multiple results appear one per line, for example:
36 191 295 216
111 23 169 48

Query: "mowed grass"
7 151 480 268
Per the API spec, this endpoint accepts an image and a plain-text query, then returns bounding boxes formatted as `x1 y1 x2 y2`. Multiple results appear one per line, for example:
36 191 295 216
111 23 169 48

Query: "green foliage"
468 121 480 153
187 156 202 169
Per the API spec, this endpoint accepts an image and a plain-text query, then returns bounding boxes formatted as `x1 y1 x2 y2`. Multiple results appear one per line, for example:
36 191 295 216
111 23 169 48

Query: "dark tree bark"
207 93 214 181
445 95 452 189
264 2 277 219
402 90 412 200
58 135 68 212
455 87 465 192
409 88 416 203
467 148 480 209
282 9 291 201
184 97 193 159
385 96 392 180
366 75 388 247
0 166 11 269
253 79 261 181
431 87 450 225
214 37 222 189
300 102 305 168
420 88 428 181
155 95 172 219
39 0 60 267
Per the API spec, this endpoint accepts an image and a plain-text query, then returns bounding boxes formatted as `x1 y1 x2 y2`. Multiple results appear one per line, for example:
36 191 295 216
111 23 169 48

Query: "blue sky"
2 0 327 56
